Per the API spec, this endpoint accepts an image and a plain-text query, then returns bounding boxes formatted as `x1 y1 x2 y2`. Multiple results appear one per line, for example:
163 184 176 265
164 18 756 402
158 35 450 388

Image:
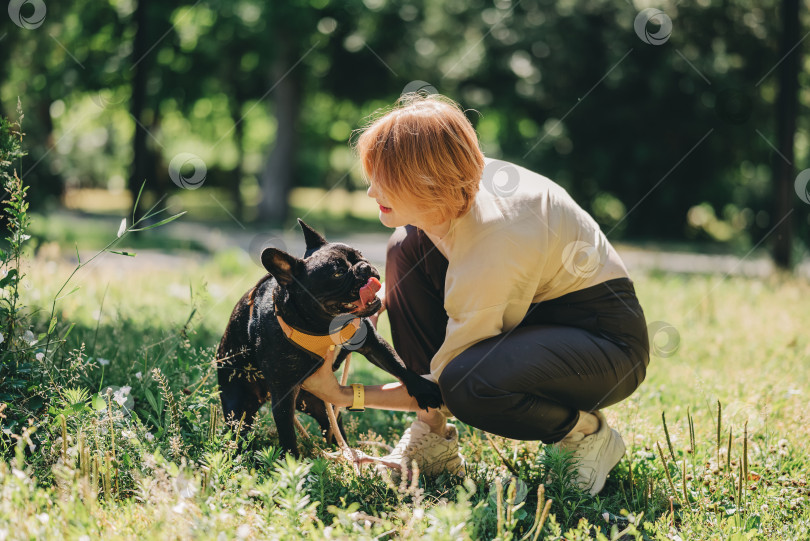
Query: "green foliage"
3 0 808 247
0 102 41 435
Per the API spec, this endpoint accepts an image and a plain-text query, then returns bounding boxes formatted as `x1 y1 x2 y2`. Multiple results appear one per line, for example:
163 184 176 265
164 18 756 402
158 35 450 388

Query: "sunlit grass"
5 249 810 539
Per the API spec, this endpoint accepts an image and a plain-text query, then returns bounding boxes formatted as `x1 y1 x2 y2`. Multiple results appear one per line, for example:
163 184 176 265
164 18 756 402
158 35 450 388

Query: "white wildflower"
97 358 110 366
145 432 154 442
602 512 610 522
23 330 37 345
135 371 143 380
106 385 133 409
35 513 48 524
35 352 44 361
117 218 127 238
236 525 251 539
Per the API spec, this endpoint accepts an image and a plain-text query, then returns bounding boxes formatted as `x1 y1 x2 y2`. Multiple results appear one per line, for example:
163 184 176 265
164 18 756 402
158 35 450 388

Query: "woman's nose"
366 184 377 199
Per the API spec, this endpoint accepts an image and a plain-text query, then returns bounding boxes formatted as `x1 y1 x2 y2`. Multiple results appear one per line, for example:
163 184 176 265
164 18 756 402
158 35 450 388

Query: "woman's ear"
261 248 304 285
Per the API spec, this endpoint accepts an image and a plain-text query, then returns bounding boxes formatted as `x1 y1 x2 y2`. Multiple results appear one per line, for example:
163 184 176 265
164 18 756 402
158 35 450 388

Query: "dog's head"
261 219 382 319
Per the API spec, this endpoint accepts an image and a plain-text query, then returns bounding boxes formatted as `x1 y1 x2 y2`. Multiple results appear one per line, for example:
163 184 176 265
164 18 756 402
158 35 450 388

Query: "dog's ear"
298 218 328 251
261 248 304 286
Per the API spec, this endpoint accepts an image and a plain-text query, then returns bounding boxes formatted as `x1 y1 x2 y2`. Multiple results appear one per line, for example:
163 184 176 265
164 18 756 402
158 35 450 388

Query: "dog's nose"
355 261 379 281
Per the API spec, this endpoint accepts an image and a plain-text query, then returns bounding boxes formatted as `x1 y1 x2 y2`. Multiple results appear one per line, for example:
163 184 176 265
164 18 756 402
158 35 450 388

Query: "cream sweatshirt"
423 158 629 382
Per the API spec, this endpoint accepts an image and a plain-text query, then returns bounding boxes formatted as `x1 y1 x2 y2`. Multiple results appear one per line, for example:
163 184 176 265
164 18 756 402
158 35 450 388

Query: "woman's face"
366 181 420 229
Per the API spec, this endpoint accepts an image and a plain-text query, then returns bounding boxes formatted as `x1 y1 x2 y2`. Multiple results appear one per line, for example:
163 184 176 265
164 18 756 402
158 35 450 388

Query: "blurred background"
1 0 808 272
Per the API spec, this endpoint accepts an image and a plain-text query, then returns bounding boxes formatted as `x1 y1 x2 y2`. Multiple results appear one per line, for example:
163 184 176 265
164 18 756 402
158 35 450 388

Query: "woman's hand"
301 353 350 406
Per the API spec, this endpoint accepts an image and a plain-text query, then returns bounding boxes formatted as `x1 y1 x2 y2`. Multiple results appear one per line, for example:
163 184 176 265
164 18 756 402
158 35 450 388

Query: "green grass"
2 246 809 540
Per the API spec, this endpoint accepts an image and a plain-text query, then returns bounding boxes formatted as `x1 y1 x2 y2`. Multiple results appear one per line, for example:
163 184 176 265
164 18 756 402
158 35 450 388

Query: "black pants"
385 225 650 443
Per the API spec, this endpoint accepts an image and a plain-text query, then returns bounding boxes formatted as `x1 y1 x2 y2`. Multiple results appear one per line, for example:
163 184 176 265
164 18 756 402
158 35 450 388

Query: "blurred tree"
0 1 80 208
0 0 807 256
2 0 134 206
772 0 800 268
257 14 305 226
129 0 152 220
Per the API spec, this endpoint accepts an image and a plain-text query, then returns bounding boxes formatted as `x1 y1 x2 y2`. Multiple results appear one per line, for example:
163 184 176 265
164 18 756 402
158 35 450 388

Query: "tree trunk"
128 0 150 221
258 35 302 226
230 109 245 222
772 0 799 268
227 66 246 222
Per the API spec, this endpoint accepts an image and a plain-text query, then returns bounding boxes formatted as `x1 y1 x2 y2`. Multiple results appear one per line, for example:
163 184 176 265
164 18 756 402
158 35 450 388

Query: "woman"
302 93 650 496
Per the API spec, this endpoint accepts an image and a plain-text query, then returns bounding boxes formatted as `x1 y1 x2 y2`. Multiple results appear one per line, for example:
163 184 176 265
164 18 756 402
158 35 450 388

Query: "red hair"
354 93 485 225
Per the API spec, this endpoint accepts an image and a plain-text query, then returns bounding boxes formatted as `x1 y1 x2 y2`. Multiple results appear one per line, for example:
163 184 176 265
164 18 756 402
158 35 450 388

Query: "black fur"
216 219 443 456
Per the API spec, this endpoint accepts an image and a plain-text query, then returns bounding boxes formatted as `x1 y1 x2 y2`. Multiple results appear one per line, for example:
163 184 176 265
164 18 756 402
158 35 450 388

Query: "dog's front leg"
354 320 443 410
270 385 300 457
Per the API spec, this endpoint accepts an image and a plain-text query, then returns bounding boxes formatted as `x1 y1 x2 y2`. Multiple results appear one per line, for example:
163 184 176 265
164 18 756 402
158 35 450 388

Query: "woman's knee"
438 356 575 442
438 360 485 423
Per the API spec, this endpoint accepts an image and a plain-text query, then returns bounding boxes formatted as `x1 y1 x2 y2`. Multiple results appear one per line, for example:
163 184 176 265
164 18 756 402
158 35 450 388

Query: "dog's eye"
333 269 346 277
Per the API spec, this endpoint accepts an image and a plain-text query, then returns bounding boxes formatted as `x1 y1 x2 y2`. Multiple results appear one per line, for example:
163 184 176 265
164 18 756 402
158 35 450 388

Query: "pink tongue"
357 277 381 309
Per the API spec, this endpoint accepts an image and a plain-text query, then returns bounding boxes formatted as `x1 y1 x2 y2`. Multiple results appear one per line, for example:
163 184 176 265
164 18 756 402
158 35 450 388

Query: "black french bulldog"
216 219 443 457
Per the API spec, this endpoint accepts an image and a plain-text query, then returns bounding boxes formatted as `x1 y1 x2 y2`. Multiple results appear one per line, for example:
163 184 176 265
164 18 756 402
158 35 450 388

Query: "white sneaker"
377 420 466 481
554 411 626 496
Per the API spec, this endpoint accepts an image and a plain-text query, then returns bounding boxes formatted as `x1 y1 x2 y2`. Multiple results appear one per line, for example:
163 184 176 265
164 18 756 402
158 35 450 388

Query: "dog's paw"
403 374 443 410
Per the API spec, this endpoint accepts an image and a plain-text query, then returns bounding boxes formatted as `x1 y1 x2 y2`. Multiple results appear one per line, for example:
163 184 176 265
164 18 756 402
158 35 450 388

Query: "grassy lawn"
28 187 391 255
2 243 808 539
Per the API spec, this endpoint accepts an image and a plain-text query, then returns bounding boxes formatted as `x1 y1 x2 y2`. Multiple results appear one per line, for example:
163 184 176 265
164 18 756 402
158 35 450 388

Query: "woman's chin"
378 212 404 228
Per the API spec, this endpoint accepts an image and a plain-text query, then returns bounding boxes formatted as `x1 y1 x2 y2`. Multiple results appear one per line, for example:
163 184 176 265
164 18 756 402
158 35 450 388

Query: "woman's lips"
379 204 392 214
